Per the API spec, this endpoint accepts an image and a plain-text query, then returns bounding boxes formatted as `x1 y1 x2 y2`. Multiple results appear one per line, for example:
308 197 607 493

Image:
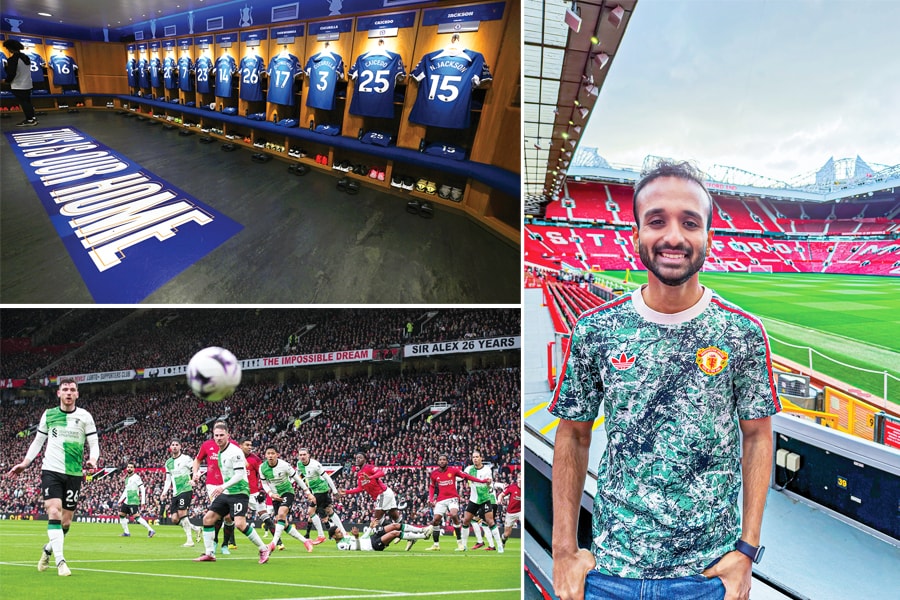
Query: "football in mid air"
186 346 241 402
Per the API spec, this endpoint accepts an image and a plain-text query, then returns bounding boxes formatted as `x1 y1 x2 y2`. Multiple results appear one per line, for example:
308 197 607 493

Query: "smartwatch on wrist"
735 539 765 564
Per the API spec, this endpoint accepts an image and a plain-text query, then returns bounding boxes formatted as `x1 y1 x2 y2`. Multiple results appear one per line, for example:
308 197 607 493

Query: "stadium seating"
546 181 900 254
0 310 521 526
526 223 900 276
1 308 520 380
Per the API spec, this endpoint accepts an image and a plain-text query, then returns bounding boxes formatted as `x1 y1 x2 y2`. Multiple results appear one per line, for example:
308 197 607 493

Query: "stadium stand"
532 174 899 278
0 309 520 529
1 308 520 380
528 222 900 275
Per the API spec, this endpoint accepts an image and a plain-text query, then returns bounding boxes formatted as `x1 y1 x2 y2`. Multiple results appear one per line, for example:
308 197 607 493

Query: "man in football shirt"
424 453 487 551
330 523 432 552
161 439 202 547
549 160 780 600
192 423 270 564
118 463 156 537
348 47 405 118
192 421 239 554
266 51 300 106
239 438 276 542
7 378 99 577
304 47 344 110
339 453 400 531
459 450 504 552
497 472 521 545
258 445 314 553
297 447 344 544
409 46 491 129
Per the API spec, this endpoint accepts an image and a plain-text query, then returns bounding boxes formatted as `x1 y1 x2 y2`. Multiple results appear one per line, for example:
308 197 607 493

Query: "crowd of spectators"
1 308 519 379
1 349 520 529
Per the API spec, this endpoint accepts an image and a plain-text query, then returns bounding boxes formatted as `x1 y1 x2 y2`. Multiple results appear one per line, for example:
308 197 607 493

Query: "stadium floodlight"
573 125 582 134
565 2 582 33
578 106 589 119
584 83 599 96
593 52 610 69
608 5 625 28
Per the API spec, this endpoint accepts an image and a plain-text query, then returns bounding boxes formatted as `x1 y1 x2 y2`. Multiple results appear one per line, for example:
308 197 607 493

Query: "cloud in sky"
587 0 900 182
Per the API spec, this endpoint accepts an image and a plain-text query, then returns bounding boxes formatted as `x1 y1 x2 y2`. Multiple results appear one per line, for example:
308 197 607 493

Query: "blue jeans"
585 570 725 600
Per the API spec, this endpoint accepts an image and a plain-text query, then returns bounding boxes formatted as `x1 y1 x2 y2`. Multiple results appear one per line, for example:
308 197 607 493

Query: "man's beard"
638 241 706 287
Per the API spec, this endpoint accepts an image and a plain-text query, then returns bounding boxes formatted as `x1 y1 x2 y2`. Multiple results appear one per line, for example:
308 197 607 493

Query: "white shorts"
504 511 521 528
249 494 264 514
374 488 397 511
434 497 459 518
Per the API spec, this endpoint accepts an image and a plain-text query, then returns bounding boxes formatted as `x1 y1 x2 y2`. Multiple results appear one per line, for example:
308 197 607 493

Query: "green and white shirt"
549 286 780 579
297 458 334 494
120 473 145 506
35 406 97 476
465 465 494 503
164 454 194 496
218 443 250 496
259 458 303 497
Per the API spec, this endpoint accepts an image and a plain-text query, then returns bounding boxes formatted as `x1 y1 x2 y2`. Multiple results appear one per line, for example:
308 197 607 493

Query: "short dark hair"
633 160 713 231
265 445 278 454
328 525 338 538
58 378 78 388
3 39 24 53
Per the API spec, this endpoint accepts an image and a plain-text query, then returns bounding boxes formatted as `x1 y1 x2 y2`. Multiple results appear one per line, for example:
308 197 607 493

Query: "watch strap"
735 539 764 564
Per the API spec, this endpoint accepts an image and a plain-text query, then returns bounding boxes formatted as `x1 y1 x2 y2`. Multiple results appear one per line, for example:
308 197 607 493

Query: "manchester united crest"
695 346 729 376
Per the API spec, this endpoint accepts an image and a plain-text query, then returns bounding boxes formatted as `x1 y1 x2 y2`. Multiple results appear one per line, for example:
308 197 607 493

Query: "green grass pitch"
0 520 521 599
604 272 900 405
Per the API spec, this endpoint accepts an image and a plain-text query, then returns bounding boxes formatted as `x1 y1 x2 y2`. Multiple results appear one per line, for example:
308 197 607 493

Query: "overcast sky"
587 0 900 183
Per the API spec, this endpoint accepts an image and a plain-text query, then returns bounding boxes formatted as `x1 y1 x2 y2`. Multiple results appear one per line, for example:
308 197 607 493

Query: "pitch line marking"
0 561 395 594
262 590 522 600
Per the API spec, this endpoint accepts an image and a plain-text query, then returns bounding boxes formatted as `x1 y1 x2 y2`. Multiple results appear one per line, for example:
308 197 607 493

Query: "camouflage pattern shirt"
549 286 780 578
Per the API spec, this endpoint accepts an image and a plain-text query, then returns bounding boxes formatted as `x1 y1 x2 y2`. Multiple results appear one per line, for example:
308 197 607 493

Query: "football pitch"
604 271 900 405
0 521 521 599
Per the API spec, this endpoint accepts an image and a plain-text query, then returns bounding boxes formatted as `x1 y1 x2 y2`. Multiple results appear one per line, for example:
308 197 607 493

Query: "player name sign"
4 127 242 303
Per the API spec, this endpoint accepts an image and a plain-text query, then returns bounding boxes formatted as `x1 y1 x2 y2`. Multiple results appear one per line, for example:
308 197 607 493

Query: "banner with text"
403 336 521 357
54 349 374 384
3 127 243 303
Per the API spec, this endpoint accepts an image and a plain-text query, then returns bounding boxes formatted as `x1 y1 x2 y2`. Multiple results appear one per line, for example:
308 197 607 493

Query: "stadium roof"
565 149 900 203
523 0 637 213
